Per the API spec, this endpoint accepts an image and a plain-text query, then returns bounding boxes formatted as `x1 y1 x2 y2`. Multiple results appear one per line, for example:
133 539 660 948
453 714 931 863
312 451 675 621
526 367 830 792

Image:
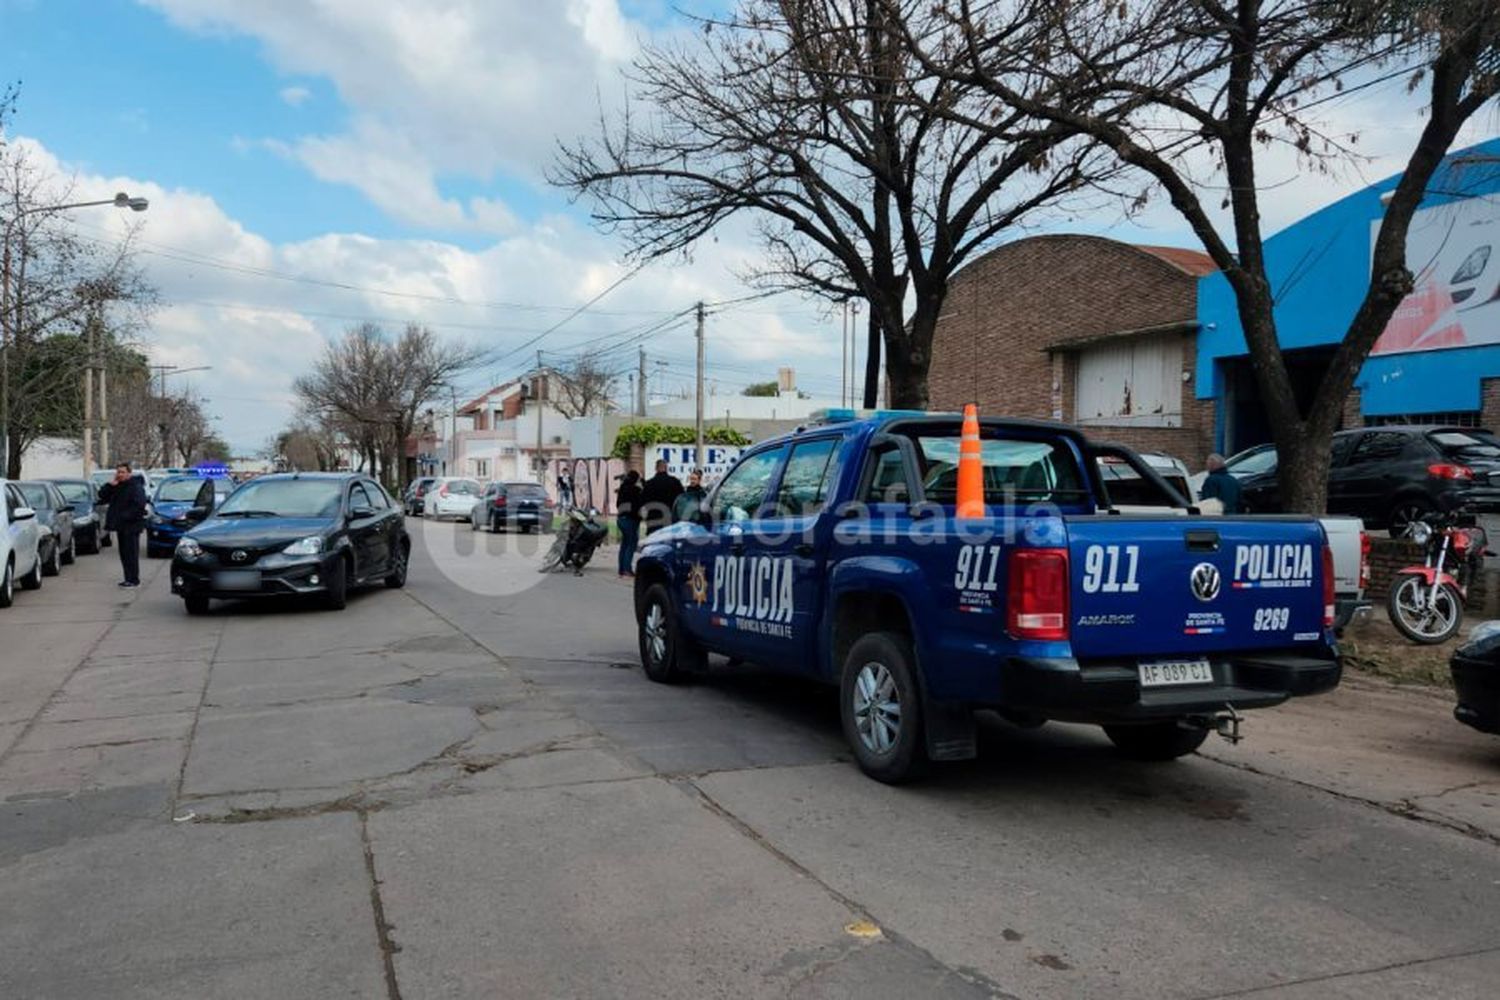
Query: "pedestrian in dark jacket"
96 462 148 587
1199 453 1244 514
639 460 684 535
672 468 708 524
615 470 643 578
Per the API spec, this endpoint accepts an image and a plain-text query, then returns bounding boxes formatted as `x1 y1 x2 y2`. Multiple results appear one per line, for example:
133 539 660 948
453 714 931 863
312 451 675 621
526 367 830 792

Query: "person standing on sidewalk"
639 459 684 535
615 470 643 578
96 462 148 588
1199 453 1244 514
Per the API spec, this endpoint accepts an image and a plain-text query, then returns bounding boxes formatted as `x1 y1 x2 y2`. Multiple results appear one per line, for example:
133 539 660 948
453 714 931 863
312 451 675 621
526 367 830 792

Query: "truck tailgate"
1065 516 1329 659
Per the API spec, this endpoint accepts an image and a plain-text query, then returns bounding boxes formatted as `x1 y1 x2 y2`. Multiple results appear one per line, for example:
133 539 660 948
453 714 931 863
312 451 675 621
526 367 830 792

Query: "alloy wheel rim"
1395 578 1458 637
852 661 901 755
644 602 667 665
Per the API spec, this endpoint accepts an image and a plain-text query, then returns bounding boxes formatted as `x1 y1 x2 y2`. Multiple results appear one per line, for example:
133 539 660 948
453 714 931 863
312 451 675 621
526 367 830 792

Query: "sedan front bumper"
171 551 341 599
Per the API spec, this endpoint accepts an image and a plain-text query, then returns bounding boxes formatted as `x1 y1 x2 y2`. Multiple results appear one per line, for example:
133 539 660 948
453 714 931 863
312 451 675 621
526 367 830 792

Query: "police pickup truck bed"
634 414 1340 783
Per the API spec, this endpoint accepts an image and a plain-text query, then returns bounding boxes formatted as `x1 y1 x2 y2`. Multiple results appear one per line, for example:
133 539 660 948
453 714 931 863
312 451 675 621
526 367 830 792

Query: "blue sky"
2 0 1482 453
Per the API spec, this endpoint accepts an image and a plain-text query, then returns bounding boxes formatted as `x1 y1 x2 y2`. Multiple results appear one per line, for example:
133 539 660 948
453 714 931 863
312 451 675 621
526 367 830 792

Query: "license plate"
211 570 261 591
1139 658 1214 688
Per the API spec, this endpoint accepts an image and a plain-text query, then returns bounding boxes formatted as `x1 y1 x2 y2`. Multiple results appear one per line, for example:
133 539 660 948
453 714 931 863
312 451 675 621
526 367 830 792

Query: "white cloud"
140 0 646 231
13 134 838 454
278 85 311 107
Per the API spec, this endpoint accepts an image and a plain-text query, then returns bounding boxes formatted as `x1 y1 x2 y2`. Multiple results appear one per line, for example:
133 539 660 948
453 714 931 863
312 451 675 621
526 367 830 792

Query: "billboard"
1372 193 1500 355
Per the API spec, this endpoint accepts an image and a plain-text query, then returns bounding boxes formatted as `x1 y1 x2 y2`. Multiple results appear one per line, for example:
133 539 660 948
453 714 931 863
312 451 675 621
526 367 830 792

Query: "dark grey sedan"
47 478 107 553
17 481 76 575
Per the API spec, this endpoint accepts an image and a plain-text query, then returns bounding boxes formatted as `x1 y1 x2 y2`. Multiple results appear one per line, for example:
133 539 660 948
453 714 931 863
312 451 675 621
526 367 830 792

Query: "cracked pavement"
3 520 1500 998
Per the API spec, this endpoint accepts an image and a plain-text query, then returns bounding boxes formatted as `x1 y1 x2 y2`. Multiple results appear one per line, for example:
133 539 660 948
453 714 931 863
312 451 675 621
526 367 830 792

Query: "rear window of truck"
911 434 1089 505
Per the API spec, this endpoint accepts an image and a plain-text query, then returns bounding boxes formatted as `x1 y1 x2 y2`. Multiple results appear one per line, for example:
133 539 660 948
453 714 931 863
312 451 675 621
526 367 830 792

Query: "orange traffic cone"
956 403 984 520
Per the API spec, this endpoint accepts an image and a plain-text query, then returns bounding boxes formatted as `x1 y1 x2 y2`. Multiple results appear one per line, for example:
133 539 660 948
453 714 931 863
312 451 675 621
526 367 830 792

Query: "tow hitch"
1187 705 1243 745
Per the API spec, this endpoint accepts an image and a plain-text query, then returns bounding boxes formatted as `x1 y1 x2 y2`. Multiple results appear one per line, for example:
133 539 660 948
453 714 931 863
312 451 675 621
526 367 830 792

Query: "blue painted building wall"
1196 137 1500 450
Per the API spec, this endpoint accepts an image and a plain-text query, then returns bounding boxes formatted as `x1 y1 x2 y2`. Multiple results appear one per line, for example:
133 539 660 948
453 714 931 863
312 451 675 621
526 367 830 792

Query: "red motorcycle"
1388 508 1489 644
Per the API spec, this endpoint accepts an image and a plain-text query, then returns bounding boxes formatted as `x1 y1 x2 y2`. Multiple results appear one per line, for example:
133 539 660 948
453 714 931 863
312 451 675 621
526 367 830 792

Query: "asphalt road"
3 518 1500 999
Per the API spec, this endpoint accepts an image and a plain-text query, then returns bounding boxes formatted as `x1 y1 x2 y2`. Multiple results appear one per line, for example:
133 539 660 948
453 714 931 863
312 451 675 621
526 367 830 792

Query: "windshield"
156 479 207 503
54 482 90 503
17 484 51 508
1430 430 1500 459
507 483 546 497
216 479 343 518
1228 447 1277 477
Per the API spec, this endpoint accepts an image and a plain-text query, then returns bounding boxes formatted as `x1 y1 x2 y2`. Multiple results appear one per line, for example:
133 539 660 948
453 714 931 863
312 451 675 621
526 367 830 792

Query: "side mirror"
13 506 36 521
349 505 378 521
185 505 211 523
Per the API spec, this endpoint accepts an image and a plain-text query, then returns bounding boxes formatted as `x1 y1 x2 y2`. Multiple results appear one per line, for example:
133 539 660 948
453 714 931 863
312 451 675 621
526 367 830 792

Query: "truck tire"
1103 721 1208 761
637 582 704 683
840 632 927 784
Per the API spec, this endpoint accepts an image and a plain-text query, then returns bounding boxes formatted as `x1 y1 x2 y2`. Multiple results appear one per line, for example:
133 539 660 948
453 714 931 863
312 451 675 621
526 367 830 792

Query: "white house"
425 373 575 483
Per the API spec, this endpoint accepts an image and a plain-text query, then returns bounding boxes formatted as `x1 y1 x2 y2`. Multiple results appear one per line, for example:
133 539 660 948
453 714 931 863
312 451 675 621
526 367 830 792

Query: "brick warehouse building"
928 234 1219 465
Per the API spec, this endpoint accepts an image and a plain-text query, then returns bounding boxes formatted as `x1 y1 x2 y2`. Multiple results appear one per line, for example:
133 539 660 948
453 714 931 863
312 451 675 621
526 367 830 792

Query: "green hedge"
610 422 751 459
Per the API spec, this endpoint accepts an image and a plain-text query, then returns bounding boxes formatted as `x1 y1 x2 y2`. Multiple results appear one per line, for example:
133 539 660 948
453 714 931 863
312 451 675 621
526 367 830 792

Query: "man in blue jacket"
97 462 148 588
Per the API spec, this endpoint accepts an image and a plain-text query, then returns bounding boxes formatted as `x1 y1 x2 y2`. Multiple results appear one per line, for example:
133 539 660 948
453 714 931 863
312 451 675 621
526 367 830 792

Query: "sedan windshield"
54 482 91 503
156 479 207 503
216 479 343 518
17 484 52 508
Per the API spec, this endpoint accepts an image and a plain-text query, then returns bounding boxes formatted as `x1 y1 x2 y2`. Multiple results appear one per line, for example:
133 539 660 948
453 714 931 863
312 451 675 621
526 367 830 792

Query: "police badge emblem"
687 562 709 607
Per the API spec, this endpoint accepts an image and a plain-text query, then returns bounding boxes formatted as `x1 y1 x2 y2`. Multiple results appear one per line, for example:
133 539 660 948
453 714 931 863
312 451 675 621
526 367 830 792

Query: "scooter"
1388 504 1489 644
539 507 608 576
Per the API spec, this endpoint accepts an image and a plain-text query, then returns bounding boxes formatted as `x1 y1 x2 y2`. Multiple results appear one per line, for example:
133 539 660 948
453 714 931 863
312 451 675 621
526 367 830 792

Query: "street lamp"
1 191 150 473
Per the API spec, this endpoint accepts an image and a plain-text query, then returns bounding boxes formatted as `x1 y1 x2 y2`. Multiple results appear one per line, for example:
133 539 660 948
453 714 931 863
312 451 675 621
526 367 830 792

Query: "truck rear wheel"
841 632 927 784
1103 721 1208 761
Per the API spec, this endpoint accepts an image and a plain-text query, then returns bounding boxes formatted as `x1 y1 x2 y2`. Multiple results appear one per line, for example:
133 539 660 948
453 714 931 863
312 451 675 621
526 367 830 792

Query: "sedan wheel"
61 535 77 565
42 542 61 577
385 542 409 589
0 560 13 608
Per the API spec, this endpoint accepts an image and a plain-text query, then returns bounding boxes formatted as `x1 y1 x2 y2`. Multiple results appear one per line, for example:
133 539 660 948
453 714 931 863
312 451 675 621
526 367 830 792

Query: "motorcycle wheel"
1387 576 1462 644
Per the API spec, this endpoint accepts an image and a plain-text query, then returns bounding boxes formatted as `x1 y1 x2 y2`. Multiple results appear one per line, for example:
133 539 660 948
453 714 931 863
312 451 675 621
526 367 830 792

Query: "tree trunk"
862 308 882 409
5 436 20 479
885 304 937 410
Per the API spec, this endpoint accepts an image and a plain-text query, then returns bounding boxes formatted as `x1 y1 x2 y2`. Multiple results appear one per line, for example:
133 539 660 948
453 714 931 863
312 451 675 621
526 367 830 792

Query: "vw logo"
231 550 249 563
1190 562 1221 603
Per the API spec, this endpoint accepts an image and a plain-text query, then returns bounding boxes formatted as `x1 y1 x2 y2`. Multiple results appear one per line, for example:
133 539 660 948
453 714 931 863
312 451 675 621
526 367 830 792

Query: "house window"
1074 333 1183 428
474 459 490 479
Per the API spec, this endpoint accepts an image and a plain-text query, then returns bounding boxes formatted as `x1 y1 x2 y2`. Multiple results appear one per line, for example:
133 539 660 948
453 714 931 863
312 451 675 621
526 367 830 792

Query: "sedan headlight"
150 514 166 525
282 535 324 556
176 537 204 558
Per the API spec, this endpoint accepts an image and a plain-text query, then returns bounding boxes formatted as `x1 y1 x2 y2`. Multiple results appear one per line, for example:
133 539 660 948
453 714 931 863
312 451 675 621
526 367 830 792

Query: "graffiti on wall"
545 456 628 515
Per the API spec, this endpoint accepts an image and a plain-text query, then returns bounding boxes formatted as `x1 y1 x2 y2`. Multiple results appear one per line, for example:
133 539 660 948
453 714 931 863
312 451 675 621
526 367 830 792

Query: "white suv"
1 479 45 608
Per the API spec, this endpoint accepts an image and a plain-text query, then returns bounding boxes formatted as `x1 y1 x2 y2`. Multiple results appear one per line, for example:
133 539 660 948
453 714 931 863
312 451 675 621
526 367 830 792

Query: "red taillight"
1428 462 1473 480
493 495 507 508
1007 548 1070 641
1322 544 1336 629
1358 531 1371 590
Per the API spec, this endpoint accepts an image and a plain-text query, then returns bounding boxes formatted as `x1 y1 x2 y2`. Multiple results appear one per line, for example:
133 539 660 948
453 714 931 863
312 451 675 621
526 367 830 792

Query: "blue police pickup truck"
633 412 1340 783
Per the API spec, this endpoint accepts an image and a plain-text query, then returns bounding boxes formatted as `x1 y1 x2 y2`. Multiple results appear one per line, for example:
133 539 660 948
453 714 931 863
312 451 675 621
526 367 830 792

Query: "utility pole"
448 384 458 476
535 348 545 479
83 312 95 476
98 346 109 467
637 347 647 416
841 302 848 408
849 301 861 411
694 301 706 471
